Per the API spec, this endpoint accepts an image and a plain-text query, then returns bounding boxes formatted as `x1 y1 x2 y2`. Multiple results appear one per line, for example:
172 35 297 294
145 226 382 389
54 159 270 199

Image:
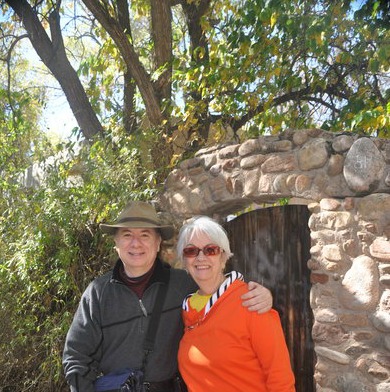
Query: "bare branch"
3 34 29 124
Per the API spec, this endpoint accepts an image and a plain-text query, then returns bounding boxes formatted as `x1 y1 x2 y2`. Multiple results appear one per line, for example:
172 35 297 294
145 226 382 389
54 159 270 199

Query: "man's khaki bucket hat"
100 201 174 240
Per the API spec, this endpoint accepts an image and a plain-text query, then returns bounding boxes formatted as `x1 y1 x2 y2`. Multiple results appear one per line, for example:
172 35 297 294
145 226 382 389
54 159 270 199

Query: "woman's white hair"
177 216 233 265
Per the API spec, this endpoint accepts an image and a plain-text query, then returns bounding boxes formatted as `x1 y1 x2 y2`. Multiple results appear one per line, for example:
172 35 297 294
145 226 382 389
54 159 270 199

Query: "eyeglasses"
182 245 222 258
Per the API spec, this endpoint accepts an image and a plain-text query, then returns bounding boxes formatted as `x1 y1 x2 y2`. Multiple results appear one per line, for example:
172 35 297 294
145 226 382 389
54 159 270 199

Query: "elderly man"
63 201 272 392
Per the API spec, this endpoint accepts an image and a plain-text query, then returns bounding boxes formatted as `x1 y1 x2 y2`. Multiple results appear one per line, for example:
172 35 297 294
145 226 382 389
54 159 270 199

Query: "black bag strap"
141 269 170 371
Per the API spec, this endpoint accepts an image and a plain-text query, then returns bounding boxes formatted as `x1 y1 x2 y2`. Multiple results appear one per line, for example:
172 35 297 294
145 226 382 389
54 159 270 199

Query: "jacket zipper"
139 299 148 317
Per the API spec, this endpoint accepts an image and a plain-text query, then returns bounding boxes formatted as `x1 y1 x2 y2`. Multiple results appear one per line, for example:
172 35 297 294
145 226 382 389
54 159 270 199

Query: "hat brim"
100 221 174 240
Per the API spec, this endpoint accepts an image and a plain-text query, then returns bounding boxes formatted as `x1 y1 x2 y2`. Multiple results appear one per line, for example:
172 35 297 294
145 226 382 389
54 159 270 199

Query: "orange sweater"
178 280 295 392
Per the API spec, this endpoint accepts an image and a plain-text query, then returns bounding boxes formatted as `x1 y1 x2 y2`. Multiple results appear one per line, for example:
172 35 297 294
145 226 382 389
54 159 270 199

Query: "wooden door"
224 205 314 392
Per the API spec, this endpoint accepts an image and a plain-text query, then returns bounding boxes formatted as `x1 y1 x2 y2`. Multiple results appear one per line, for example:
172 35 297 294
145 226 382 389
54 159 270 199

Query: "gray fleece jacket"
62 259 196 392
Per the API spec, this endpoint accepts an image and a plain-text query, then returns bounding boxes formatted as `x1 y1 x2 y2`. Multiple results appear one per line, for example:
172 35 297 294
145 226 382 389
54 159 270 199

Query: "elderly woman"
177 216 296 392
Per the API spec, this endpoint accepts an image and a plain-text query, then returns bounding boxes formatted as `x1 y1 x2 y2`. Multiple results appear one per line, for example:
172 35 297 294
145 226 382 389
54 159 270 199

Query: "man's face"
114 227 162 277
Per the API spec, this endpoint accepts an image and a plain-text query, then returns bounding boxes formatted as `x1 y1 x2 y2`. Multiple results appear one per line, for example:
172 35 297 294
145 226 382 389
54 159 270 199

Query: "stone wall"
309 196 390 392
160 129 390 391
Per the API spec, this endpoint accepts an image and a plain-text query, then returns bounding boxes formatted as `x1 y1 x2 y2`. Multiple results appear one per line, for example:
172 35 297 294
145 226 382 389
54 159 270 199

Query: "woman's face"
183 231 227 292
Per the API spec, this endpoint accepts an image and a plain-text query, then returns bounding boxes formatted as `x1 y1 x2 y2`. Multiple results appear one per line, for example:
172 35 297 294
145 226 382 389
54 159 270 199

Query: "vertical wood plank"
224 205 314 392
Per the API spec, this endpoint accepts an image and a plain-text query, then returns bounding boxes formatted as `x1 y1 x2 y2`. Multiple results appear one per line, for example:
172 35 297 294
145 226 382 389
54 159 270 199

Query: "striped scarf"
182 271 244 318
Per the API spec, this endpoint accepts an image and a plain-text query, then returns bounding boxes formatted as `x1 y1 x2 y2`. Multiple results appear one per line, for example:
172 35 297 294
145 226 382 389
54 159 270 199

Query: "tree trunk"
180 0 211 141
6 0 104 141
116 0 137 134
150 0 172 103
82 0 164 127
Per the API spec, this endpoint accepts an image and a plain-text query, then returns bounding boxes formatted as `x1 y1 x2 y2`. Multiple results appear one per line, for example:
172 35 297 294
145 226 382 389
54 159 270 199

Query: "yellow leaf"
270 13 277 28
377 115 388 127
248 95 259 109
264 95 274 111
315 32 324 45
240 41 250 53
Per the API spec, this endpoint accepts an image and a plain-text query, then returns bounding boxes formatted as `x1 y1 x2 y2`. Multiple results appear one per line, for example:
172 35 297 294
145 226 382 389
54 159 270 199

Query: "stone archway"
161 129 390 391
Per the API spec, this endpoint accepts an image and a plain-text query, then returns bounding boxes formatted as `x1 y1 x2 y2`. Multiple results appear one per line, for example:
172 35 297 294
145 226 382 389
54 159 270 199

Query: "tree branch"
3 34 29 125
150 0 172 102
179 0 211 140
81 0 164 126
228 85 345 132
5 0 104 140
116 0 137 133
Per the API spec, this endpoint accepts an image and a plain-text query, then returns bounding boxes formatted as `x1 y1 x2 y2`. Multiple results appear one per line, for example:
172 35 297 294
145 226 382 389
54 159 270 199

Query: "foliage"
0 23 52 177
0 0 389 390
177 0 389 139
0 132 160 391
2 0 389 155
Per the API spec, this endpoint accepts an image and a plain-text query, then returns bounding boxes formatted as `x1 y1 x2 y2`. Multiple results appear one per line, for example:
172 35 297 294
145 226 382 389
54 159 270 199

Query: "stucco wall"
161 129 390 391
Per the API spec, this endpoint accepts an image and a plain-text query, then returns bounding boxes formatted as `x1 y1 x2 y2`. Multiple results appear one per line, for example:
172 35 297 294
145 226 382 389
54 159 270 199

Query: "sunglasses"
182 245 222 257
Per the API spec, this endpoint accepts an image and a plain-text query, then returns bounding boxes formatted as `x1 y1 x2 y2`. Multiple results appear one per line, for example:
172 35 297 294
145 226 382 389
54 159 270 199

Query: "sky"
4 6 78 141
24 45 78 141
40 89 77 140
